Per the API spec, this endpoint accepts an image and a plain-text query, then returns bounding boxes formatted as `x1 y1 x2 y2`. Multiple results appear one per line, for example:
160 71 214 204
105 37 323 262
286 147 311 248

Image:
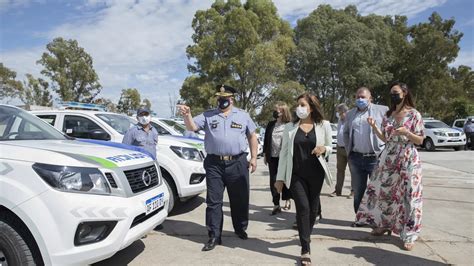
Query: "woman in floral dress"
356 82 425 251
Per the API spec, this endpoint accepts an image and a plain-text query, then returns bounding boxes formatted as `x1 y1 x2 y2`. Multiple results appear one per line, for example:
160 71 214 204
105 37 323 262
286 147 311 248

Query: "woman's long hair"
386 81 416 117
293 92 325 124
275 101 292 123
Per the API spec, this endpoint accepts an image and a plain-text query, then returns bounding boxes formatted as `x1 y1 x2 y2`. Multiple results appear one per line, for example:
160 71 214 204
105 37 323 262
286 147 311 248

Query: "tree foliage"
117 88 141 116
142 98 152 110
290 5 395 120
0 63 23 101
37 37 101 102
20 74 52 107
181 0 295 114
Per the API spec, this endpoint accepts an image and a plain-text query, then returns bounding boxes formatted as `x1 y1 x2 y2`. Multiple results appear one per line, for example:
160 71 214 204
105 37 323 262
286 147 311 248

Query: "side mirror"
89 129 111 141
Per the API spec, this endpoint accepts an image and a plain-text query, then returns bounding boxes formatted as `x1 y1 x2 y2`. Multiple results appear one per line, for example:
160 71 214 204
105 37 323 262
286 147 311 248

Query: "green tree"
182 0 295 114
37 37 102 102
0 63 23 101
393 12 463 120
142 98 152 110
255 81 305 125
20 74 52 107
290 5 394 120
117 88 141 116
93 97 118 113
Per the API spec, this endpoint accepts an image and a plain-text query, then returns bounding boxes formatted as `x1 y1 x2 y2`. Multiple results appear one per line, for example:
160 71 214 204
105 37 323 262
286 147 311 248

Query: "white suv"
31 110 207 212
0 105 168 265
423 119 466 151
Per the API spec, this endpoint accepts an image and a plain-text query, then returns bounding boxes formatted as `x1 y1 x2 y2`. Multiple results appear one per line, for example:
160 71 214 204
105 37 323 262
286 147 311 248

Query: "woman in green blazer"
275 93 333 265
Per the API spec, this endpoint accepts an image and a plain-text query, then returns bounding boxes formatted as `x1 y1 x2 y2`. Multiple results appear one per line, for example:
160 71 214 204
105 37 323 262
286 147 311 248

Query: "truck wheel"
424 138 436 151
453 146 462 151
0 219 36 266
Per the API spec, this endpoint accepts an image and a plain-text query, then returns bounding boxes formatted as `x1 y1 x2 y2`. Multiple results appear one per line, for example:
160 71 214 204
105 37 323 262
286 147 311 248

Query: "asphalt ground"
96 149 474 265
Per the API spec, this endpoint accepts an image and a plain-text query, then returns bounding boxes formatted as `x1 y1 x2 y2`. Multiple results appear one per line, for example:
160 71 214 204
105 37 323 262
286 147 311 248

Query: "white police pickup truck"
0 105 168 265
31 109 207 212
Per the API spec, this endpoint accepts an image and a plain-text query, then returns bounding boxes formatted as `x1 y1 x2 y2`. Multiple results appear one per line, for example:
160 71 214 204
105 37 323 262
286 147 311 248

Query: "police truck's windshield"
95 113 137 135
0 105 67 141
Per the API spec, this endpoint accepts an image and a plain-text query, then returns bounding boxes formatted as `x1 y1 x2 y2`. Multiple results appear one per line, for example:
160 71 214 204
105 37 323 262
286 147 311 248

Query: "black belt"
208 153 245 161
352 151 376 157
337 146 345 149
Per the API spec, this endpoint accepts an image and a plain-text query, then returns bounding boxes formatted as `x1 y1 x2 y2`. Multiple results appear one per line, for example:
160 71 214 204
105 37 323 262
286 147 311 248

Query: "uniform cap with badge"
215 84 237 97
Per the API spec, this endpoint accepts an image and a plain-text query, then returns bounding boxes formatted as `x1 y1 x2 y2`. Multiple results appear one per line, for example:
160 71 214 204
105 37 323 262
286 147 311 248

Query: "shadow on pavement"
159 219 300 262
222 202 296 231
329 246 445 265
169 195 205 217
93 240 145 266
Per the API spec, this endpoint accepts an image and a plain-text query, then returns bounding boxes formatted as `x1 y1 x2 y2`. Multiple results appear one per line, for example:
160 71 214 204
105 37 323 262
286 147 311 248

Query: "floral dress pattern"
356 109 424 243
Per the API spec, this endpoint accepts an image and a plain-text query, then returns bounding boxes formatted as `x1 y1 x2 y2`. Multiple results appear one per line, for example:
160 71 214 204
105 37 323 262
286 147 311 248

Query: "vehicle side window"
150 122 170 135
63 115 105 139
37 115 57 126
454 121 464 128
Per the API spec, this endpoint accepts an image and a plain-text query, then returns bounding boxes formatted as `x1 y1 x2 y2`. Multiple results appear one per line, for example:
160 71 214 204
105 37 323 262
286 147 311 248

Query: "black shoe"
351 222 364 227
202 237 221 251
271 206 281 215
235 230 248 240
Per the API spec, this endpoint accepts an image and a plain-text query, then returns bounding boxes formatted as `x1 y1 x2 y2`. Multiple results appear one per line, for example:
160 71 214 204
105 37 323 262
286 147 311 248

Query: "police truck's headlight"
32 163 111 195
433 131 446 136
169 146 203 162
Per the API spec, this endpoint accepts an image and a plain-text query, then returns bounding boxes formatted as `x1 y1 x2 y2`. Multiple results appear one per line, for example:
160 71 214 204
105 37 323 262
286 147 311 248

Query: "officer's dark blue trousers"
203 154 249 238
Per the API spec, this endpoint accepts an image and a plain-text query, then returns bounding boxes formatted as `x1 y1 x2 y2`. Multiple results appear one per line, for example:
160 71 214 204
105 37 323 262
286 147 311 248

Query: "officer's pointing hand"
177 104 191 116
249 157 257 173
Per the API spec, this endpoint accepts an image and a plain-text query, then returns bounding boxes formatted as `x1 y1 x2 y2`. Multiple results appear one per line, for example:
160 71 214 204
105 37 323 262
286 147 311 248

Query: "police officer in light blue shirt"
179 84 258 252
122 107 159 159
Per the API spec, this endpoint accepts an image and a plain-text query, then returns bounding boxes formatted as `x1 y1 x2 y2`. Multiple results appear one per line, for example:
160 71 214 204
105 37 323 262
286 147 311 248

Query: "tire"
424 138 436 151
160 168 179 214
0 219 35 266
453 146 462 151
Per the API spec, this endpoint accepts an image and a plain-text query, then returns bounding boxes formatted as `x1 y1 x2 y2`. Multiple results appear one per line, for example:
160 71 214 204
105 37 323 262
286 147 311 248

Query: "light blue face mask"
355 98 369 110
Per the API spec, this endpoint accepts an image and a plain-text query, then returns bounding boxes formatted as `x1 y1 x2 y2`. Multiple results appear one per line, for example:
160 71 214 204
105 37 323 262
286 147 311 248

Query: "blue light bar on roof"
58 101 107 111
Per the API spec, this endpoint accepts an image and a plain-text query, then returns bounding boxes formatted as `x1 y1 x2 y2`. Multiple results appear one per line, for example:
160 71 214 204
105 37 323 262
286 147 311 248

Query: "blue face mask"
355 98 369 110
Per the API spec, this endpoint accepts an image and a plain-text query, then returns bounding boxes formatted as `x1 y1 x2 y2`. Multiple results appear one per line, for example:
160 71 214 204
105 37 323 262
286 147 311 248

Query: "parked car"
31 109 206 213
157 117 204 139
0 104 168 265
423 118 466 151
452 116 474 131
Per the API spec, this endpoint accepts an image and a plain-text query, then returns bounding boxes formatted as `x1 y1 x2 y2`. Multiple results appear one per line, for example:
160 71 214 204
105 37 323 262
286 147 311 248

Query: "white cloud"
0 0 459 116
452 50 474 68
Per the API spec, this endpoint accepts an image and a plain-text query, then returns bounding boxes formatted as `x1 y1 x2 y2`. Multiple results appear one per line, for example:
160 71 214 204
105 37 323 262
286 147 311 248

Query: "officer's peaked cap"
215 84 237 97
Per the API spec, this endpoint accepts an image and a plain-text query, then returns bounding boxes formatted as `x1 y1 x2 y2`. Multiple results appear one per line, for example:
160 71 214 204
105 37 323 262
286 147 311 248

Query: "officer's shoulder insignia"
231 121 243 129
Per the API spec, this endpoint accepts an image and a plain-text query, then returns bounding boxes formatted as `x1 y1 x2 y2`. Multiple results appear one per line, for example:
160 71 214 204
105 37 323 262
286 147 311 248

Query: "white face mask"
138 115 151 125
296 106 309 119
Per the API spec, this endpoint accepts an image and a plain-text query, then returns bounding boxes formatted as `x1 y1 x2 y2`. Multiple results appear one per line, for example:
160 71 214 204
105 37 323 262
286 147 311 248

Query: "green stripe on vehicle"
83 155 118 169
184 142 204 150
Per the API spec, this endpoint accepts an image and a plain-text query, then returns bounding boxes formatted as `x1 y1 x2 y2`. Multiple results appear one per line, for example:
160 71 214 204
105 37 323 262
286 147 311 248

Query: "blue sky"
1 0 473 116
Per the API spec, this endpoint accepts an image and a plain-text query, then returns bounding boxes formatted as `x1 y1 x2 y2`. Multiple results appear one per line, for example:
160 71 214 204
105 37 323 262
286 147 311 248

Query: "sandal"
301 253 311 265
283 200 291 210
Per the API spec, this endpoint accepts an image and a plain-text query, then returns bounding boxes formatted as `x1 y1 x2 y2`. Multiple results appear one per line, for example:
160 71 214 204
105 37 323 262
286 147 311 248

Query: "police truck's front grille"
124 165 159 193
448 133 460 137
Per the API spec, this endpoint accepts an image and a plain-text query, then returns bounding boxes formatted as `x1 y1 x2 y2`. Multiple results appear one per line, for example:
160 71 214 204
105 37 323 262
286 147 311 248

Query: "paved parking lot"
97 149 474 265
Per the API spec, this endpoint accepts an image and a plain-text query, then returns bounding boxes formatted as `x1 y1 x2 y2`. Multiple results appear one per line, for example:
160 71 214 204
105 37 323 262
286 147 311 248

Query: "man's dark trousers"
204 154 249 238
348 152 378 213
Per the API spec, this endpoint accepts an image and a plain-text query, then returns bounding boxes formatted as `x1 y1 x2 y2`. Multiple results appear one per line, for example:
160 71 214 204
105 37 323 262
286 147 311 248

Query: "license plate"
145 193 164 215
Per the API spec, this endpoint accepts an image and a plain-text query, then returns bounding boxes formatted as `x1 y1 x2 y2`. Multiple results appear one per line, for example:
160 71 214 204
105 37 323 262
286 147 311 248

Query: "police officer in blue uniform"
179 85 258 251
